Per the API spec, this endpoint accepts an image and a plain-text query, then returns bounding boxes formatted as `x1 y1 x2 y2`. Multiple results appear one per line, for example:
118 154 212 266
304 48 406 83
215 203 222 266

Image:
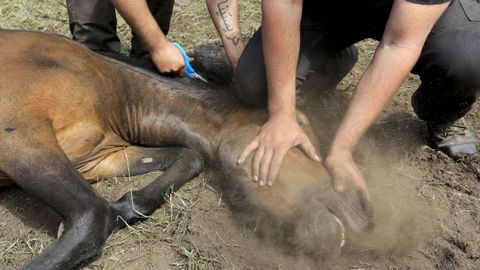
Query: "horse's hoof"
109 192 152 230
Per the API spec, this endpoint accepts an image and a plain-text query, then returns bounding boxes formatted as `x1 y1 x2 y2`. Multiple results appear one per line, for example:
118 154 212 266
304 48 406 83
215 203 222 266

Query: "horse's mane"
101 51 246 116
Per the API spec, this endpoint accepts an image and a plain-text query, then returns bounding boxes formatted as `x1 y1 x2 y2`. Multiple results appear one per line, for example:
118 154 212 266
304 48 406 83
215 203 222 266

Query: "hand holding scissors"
172 42 208 83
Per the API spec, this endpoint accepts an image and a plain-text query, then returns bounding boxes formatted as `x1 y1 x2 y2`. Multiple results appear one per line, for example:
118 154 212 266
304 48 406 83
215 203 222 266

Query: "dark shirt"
304 0 450 8
302 0 451 27
303 0 451 16
407 0 451 3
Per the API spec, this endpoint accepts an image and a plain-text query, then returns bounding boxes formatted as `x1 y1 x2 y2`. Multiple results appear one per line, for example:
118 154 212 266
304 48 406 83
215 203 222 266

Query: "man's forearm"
330 44 420 151
330 0 450 153
111 0 167 52
262 0 302 119
207 0 244 67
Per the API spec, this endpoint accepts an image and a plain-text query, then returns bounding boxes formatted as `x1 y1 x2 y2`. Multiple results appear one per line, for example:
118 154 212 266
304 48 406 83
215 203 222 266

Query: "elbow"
380 27 431 60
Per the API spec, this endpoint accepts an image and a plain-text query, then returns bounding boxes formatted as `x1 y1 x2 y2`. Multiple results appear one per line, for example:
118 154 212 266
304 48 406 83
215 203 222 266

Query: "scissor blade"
192 73 208 83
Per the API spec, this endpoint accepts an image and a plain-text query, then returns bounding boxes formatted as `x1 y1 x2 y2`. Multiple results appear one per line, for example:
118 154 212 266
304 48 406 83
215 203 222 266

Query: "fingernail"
314 154 321 161
237 158 243 164
253 175 258 182
267 181 272 187
259 181 264 187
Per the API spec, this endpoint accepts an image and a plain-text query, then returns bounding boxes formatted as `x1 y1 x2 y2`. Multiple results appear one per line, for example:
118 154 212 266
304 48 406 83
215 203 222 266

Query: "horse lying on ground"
0 29 372 269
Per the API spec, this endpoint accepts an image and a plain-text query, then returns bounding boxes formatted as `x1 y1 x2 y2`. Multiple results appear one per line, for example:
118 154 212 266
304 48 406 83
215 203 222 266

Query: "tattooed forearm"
207 0 245 68
215 0 243 46
226 34 242 45
216 0 233 31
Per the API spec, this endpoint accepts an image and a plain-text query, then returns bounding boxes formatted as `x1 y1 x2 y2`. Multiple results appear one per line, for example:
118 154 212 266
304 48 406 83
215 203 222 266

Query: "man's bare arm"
326 0 450 196
263 0 300 119
111 0 185 75
207 0 245 70
238 0 320 187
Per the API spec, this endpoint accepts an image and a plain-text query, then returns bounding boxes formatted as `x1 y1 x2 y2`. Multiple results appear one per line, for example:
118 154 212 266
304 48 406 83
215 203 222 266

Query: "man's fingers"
238 139 259 164
178 66 186 77
334 169 371 203
349 169 371 202
358 181 371 202
298 136 321 162
252 146 265 182
267 148 287 187
259 149 273 187
358 190 374 218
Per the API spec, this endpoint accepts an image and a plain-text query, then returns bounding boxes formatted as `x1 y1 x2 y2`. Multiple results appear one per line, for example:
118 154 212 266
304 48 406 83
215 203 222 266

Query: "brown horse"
0 29 372 269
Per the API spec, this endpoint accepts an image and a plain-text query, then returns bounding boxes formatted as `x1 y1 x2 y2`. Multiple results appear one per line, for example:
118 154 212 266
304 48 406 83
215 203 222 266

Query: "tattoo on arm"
226 33 242 45
215 0 243 46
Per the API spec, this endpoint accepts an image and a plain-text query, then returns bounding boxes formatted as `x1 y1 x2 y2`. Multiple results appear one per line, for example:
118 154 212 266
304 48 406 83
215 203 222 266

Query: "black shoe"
428 118 478 158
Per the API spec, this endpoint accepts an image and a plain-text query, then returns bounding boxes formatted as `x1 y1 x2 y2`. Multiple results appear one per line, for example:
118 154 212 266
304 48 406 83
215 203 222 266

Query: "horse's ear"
296 110 321 152
296 110 309 127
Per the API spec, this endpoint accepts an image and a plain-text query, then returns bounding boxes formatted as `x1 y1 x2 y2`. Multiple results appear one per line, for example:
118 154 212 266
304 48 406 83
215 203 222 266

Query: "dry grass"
90 172 217 270
0 0 261 49
4 1 478 270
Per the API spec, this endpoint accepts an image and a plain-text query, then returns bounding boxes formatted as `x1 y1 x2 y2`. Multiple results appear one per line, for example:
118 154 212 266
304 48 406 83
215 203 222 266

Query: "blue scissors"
172 42 208 83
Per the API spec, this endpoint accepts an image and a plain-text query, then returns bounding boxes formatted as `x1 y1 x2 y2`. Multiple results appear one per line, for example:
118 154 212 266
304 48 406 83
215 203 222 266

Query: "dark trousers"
66 0 174 58
235 0 480 125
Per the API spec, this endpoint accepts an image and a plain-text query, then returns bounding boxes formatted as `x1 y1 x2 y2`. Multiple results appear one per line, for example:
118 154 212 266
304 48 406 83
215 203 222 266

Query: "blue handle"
172 42 195 78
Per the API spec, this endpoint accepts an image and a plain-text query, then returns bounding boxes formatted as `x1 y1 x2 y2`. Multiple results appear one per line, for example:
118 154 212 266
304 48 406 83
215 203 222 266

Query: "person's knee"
233 65 268 107
412 77 477 124
441 48 480 93
420 33 480 95
232 28 268 107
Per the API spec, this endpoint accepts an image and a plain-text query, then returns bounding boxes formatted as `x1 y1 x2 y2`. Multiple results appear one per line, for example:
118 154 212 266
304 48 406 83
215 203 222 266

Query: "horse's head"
221 111 373 263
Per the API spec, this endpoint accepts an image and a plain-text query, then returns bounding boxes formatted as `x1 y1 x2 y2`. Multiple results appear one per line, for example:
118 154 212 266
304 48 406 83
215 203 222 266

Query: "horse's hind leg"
88 146 205 229
0 128 111 270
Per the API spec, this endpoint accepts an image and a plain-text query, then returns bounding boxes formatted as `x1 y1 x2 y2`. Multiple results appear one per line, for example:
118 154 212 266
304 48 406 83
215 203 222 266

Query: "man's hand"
324 148 373 222
110 0 187 76
151 41 186 76
236 0 308 188
324 148 370 200
237 114 320 187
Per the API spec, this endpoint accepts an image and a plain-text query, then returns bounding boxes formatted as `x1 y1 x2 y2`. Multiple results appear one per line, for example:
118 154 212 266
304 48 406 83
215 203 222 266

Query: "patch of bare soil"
0 40 479 269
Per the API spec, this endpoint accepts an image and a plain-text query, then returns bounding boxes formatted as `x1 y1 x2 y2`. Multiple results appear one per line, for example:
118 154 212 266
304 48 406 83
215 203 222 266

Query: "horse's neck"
112 60 256 161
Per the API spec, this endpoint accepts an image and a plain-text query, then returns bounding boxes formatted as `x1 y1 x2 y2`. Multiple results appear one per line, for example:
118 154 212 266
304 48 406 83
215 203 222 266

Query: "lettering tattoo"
215 0 243 46
226 33 242 46
216 0 233 32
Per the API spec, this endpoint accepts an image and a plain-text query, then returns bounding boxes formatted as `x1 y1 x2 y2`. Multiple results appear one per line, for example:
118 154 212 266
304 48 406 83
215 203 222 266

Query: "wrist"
268 95 296 120
268 109 296 121
223 33 244 64
223 30 243 43
328 143 353 158
149 35 170 54
226 53 241 70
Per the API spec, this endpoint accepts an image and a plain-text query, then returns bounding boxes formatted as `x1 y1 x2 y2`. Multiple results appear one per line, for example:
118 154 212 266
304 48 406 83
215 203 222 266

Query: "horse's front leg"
85 146 205 229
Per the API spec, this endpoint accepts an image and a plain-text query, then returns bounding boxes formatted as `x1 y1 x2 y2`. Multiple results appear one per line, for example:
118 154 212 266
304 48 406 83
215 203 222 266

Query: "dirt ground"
0 1 479 269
